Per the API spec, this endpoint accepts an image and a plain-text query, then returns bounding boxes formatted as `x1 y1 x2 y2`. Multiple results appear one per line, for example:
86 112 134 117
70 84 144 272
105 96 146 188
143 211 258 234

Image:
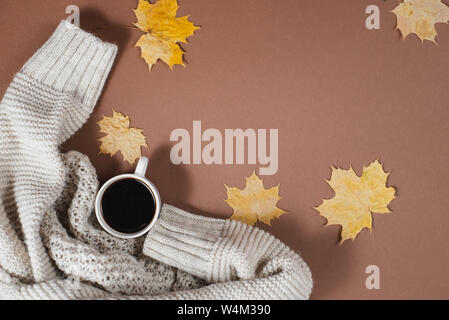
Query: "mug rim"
95 173 162 239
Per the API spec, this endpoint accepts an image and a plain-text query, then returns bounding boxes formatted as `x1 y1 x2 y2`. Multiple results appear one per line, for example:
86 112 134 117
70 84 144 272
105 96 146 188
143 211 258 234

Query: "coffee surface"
101 178 156 233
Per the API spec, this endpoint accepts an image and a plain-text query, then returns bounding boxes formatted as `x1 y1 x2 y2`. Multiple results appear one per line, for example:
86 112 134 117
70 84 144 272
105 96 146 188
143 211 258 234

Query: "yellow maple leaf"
225 171 286 226
392 0 449 43
315 160 396 244
97 110 149 165
133 0 200 70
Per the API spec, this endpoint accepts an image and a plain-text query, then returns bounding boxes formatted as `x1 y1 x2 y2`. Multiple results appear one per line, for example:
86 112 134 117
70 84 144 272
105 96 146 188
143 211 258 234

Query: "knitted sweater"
0 20 312 300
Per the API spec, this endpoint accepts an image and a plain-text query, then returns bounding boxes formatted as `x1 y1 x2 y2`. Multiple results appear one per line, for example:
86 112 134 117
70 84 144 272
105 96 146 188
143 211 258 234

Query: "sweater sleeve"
18 20 117 143
0 20 117 282
143 204 313 299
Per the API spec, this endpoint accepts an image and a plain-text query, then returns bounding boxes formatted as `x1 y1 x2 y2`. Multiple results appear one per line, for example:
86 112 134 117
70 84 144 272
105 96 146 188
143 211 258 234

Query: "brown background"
0 0 448 299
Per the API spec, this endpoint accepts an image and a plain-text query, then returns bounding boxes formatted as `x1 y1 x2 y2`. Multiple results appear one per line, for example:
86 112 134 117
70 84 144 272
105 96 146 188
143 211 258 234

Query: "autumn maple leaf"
133 0 200 70
392 0 449 43
315 160 396 244
225 171 286 226
97 110 149 165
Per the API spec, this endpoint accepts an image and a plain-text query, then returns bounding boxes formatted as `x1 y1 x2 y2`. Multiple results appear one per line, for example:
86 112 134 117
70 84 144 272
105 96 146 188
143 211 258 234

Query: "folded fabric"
0 20 313 300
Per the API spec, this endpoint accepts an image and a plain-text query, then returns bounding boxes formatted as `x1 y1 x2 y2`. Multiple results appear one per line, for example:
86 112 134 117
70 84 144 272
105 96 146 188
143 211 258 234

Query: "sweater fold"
0 20 313 300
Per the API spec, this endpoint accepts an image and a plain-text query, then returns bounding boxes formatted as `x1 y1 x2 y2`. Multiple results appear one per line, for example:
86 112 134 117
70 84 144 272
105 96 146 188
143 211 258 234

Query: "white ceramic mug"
95 157 161 239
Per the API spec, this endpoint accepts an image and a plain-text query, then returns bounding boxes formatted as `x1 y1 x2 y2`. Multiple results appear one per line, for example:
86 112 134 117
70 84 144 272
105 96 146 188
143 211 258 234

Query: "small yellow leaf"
315 160 396 244
97 110 149 165
133 0 200 70
225 170 286 226
392 0 449 43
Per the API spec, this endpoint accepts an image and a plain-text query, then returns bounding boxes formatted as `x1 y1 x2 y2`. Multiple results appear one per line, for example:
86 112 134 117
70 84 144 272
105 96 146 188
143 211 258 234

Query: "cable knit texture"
0 21 313 300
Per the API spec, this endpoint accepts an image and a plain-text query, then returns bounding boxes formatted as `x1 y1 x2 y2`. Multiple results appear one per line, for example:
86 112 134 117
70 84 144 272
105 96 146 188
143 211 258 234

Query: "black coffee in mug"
101 178 156 233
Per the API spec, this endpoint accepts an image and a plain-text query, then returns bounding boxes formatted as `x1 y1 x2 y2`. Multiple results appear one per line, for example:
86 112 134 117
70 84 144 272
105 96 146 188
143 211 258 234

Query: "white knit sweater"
0 21 312 300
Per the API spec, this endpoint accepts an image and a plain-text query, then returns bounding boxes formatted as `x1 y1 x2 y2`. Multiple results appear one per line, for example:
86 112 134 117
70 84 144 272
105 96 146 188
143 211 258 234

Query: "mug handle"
134 157 149 177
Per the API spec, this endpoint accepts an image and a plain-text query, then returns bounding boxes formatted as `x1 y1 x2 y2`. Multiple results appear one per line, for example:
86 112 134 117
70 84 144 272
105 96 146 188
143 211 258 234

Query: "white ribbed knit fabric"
0 20 313 300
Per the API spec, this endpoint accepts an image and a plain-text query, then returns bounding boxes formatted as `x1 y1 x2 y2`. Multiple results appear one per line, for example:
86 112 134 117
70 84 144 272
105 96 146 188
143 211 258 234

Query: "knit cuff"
21 20 117 107
143 204 225 280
